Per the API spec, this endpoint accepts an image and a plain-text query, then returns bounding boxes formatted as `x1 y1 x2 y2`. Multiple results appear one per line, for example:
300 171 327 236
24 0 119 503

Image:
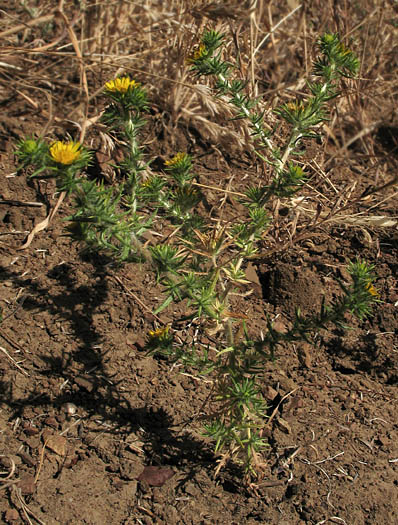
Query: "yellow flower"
141 178 152 188
165 152 187 167
49 141 81 165
186 43 206 64
105 76 139 93
366 282 379 297
286 101 305 113
148 326 170 340
337 42 351 57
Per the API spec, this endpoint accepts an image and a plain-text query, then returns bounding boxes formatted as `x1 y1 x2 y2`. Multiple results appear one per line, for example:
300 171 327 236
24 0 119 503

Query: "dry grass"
1 0 398 245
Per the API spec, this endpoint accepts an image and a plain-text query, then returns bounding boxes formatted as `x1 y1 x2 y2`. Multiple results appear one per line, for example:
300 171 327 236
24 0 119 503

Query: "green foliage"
15 32 378 478
16 137 48 170
65 180 151 261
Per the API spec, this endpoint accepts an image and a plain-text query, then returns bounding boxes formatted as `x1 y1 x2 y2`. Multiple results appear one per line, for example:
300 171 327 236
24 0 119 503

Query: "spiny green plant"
15 32 379 477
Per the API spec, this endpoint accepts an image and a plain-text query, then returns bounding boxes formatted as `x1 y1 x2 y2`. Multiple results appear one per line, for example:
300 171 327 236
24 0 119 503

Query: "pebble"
45 416 59 429
74 376 94 392
265 385 278 401
0 455 21 468
276 417 292 434
4 509 19 523
18 450 35 467
63 402 78 417
17 474 36 495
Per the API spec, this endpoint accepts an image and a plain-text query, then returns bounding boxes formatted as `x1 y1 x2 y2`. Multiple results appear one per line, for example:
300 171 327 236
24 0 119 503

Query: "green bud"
21 139 39 154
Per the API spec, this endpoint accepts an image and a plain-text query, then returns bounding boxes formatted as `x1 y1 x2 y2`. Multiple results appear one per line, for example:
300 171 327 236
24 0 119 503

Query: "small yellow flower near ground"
186 43 206 64
165 152 187 167
105 77 139 93
366 282 379 297
286 101 305 113
148 326 170 339
141 178 152 188
49 141 81 165
337 42 351 57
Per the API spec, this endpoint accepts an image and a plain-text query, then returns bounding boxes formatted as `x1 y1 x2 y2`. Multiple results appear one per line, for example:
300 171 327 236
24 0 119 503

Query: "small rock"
46 435 67 456
42 432 67 456
75 376 94 392
127 441 145 456
276 417 291 434
23 423 40 436
0 456 21 469
297 343 312 368
265 385 278 401
273 319 288 334
110 477 125 490
41 429 53 442
338 267 351 282
120 480 138 499
17 475 35 495
164 505 179 523
245 263 262 296
126 333 138 346
261 426 272 438
23 435 40 450
63 455 79 468
277 374 298 393
134 336 146 350
184 482 197 496
137 466 175 487
63 402 78 417
108 306 118 323
18 451 36 467
4 508 19 523
44 416 58 429
143 311 156 323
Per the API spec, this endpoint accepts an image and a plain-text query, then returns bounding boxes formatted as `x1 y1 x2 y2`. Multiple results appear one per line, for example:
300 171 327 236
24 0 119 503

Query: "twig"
59 418 82 437
0 200 43 207
253 5 302 56
315 518 347 525
314 451 344 465
0 295 28 324
0 13 55 38
13 485 46 525
0 456 16 481
18 192 66 250
34 438 50 484
0 330 24 350
264 387 300 428
0 346 29 377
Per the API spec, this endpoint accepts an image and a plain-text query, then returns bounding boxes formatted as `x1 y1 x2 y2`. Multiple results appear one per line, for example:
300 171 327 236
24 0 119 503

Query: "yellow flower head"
337 42 351 57
105 76 139 94
286 101 305 113
186 43 207 64
141 178 152 188
148 326 170 340
49 141 81 165
165 152 187 167
366 282 379 297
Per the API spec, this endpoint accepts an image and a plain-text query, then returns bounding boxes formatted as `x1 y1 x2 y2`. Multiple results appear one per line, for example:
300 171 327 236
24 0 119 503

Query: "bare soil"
1 2 398 524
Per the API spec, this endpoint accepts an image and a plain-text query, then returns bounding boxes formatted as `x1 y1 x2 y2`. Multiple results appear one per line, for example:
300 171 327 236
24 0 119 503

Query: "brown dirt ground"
1 2 398 524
